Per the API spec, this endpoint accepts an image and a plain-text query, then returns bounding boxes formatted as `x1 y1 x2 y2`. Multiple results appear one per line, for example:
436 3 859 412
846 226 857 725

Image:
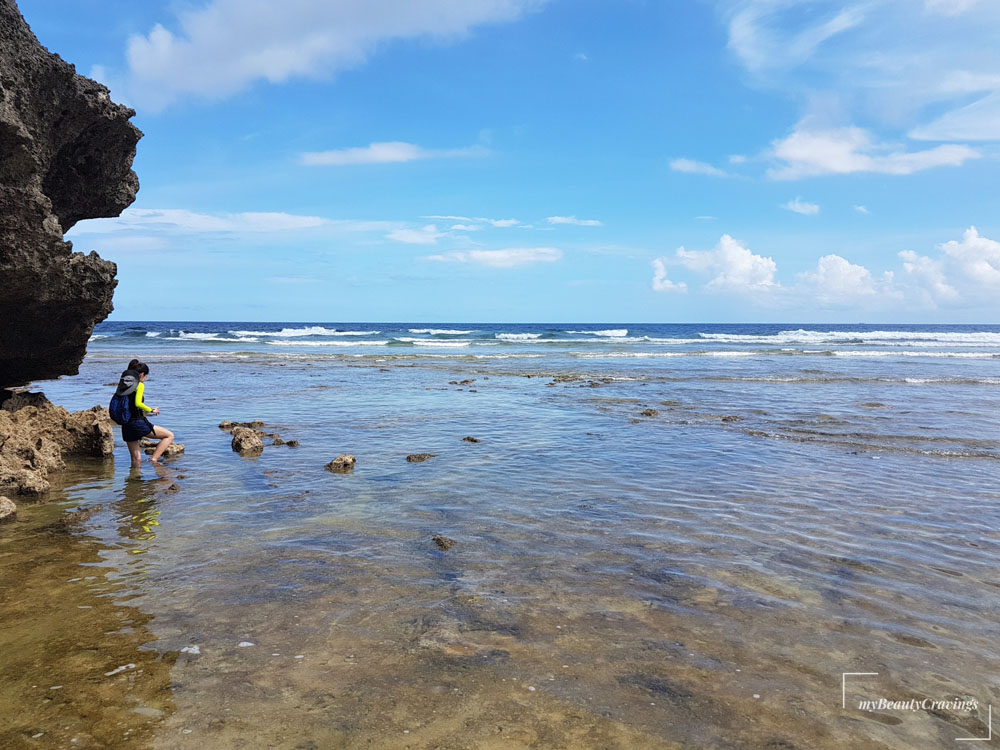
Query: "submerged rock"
721 415 743 423
0 496 16 523
0 391 114 496
0 0 142 388
286 440 299 448
325 454 356 473
406 453 436 463
432 534 456 551
461 436 481 443
639 408 659 418
231 427 263 456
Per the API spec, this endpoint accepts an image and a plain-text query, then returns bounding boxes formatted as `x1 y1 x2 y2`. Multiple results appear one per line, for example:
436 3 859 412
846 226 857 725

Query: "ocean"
2 321 999 749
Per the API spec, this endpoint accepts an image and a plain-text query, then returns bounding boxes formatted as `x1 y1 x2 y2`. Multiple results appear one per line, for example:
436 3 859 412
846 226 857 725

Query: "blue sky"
20 0 1000 322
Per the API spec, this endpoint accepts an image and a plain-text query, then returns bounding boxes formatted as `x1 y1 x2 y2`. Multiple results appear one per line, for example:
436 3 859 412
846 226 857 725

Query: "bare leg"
149 425 175 464
126 440 143 468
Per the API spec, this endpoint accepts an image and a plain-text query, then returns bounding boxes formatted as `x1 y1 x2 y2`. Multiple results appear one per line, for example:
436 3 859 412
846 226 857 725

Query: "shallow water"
2 323 999 748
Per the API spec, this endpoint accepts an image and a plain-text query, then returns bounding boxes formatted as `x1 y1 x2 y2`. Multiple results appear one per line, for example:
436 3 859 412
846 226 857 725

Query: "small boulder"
721 415 743 423
432 534 456 551
461 436 481 443
231 427 264 456
325 454 356 473
286 440 299 448
639 409 659 418
0 496 16 523
142 441 185 457
406 453 435 463
272 437 286 446
218 420 236 431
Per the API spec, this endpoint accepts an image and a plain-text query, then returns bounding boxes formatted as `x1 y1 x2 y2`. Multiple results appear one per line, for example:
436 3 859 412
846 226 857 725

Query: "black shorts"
122 417 154 443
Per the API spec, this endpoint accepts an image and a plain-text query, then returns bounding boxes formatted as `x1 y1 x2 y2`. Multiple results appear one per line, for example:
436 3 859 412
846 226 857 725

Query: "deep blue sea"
3 322 999 749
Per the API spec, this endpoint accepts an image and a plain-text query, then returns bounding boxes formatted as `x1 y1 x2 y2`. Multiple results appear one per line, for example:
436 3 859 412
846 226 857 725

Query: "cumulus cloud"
797 254 898 306
650 258 687 293
424 247 562 268
547 216 603 227
653 235 778 295
669 158 729 177
652 227 1000 312
782 197 820 215
114 0 547 110
300 142 487 166
768 126 978 179
386 224 446 245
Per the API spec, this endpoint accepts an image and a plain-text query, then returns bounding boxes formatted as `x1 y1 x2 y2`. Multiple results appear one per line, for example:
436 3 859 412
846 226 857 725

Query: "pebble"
105 663 136 676
238 641 254 647
753 694 760 699
295 655 304 659
180 645 200 655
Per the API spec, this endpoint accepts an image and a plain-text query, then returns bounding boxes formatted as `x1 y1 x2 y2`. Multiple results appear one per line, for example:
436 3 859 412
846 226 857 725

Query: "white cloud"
68 208 330 234
661 234 778 294
899 250 959 303
797 254 898 306
782 197 820 215
854 205 870 214
650 259 687 293
424 247 562 268
300 141 487 166
386 224 446 245
116 0 546 110
717 0 1000 143
669 158 729 177
546 216 603 227
768 126 978 179
940 226 1000 286
422 215 519 228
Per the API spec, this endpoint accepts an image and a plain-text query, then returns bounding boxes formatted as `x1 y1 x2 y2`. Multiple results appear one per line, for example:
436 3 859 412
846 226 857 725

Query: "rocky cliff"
1 0 141 388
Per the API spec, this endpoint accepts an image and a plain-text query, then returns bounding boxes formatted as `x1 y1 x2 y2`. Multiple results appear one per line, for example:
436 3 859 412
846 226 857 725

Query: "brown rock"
721 415 743 423
139 439 185 458
406 453 436 463
286 440 299 448
0 496 16 523
0 0 142 388
0 391 114 496
461 436 481 443
325 454 356 473
218 420 235 430
639 408 659 418
231 427 263 456
432 534 456 551
272 437 285 446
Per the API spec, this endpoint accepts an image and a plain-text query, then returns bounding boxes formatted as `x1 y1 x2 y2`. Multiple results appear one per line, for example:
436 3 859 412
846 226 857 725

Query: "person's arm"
134 382 154 413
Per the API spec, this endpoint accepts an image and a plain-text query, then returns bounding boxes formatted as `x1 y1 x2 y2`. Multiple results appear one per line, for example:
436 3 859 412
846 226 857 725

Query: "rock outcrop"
231 427 264 456
325 455 356 473
0 0 142 388
406 453 436 463
0 390 115 496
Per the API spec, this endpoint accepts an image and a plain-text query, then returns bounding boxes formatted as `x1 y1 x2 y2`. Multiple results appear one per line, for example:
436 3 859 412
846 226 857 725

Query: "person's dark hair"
128 359 150 375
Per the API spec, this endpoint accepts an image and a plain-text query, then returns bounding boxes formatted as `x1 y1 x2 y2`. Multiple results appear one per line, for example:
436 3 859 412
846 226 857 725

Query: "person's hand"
152 407 160 416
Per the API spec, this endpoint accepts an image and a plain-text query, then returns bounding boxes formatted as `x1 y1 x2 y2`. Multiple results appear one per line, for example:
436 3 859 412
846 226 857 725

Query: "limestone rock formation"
231 427 264 456
0 390 115 496
325 455 356 473
0 0 142 387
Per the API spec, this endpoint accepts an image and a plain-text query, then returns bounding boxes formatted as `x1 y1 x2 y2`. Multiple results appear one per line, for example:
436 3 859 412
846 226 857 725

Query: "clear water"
2 322 999 749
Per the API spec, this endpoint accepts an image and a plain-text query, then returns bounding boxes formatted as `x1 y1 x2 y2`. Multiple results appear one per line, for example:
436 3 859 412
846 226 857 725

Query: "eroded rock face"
0 0 142 388
0 390 115 496
231 427 264 456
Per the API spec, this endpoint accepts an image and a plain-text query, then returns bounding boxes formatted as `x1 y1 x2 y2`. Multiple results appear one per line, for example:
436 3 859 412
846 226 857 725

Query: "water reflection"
0 463 177 749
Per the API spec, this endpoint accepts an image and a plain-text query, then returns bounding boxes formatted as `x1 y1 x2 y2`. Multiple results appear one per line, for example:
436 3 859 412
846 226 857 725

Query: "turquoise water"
2 322 999 748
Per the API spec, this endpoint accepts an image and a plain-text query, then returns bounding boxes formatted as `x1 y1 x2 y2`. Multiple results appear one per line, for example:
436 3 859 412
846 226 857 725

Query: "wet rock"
458 379 475 386
325 454 356 473
218 420 235 430
0 0 142 388
721 415 743 423
272 437 286 446
432 534 456 551
139 438 185 457
406 453 436 463
0 496 16 523
461 436 481 443
639 408 659 418
0 391 114 496
231 427 263 456
552 374 580 383
286 440 299 448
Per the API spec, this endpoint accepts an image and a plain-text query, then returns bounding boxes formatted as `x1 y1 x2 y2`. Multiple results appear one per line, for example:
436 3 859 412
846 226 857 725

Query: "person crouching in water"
117 359 175 466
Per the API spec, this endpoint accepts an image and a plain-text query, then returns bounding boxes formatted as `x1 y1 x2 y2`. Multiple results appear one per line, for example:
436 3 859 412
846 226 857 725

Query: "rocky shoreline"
0 391 114 503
